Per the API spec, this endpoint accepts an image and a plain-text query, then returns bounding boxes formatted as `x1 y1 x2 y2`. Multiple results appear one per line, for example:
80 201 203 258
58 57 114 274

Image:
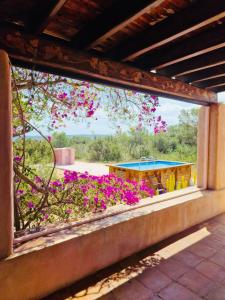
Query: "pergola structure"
1 1 225 299
3 0 225 104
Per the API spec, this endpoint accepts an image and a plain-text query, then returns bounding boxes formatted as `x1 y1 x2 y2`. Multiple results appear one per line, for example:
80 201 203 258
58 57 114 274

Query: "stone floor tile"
209 250 225 268
200 235 225 250
209 222 225 232
73 275 129 300
154 229 209 261
172 250 203 267
213 222 225 231
196 260 225 282
157 257 190 280
112 279 153 300
211 229 225 244
187 242 217 258
158 282 201 300
99 292 117 300
118 253 162 279
137 268 172 293
210 232 225 245
178 269 215 297
206 285 225 300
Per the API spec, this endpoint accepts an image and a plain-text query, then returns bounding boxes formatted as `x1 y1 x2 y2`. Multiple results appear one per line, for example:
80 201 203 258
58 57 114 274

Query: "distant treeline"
25 134 109 141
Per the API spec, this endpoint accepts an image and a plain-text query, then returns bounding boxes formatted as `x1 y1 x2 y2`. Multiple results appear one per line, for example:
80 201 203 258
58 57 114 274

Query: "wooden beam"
0 27 217 105
135 23 225 70
159 48 225 77
108 0 225 61
208 83 225 90
0 50 13 258
177 64 225 84
27 0 67 34
211 85 225 93
71 0 160 49
195 76 225 89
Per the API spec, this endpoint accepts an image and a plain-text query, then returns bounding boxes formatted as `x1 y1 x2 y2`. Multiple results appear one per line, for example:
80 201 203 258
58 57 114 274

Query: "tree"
177 108 198 146
179 108 198 127
52 132 69 148
12 67 166 136
88 137 121 162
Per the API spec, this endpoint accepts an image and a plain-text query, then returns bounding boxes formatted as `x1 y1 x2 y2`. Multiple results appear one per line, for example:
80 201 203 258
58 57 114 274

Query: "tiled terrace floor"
44 213 225 300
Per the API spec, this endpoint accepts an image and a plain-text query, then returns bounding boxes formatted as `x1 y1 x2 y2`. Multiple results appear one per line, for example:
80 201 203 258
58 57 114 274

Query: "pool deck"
44 213 225 300
56 161 109 176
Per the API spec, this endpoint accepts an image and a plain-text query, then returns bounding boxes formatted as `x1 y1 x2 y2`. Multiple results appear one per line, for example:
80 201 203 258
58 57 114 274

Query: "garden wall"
1 188 225 300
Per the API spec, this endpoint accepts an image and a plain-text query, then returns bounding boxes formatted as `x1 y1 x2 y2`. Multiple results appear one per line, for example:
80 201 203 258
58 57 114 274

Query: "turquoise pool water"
116 160 185 171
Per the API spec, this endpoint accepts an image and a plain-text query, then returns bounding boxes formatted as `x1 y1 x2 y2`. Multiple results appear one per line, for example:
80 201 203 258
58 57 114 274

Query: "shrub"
15 170 154 231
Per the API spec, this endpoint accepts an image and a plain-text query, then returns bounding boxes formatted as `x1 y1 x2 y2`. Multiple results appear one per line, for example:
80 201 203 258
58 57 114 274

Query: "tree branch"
12 78 69 91
13 166 47 194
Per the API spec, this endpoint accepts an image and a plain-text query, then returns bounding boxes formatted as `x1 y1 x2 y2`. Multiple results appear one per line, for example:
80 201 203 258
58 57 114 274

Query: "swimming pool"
116 160 186 171
108 160 193 193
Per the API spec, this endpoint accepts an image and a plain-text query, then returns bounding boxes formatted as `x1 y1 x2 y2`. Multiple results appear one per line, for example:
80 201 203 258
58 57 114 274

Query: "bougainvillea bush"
15 169 154 231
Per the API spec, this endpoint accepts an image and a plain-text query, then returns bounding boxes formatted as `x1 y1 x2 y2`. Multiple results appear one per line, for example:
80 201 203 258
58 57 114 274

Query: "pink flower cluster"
106 91 167 133
50 83 100 128
61 170 154 211
154 116 167 134
15 170 154 227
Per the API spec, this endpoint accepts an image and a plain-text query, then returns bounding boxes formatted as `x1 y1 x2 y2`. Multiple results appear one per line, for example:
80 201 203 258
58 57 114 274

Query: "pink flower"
58 92 67 100
65 208 72 215
64 170 78 183
51 180 62 187
35 176 42 183
49 187 57 193
94 197 99 205
14 156 22 163
101 200 107 210
44 214 49 220
83 196 89 207
154 127 159 134
16 189 24 196
87 110 94 117
27 201 35 209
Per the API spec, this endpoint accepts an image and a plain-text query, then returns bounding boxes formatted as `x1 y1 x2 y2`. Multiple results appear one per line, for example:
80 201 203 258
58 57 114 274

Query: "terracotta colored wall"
197 106 209 189
54 148 75 165
208 104 225 190
1 189 225 300
0 50 13 259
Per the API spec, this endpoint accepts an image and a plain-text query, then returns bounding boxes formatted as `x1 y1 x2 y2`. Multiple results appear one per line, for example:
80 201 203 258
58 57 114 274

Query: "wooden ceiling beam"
177 64 225 84
135 23 225 70
108 0 225 61
0 26 217 105
158 47 225 77
211 85 225 93
194 76 225 89
27 0 67 34
70 0 160 49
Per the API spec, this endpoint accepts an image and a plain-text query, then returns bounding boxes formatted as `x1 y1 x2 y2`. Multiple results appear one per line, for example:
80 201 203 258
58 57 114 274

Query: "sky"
59 97 198 135
32 91 225 136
